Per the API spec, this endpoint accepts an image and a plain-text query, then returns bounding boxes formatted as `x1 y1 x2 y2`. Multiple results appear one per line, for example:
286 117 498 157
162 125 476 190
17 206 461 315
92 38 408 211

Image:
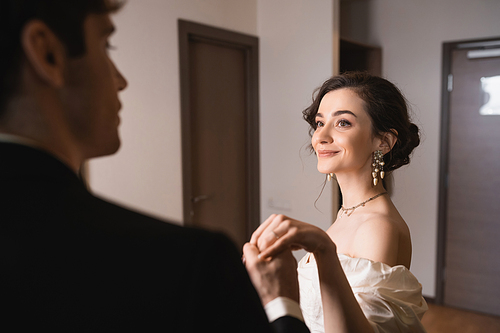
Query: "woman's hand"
242 243 300 306
250 214 336 259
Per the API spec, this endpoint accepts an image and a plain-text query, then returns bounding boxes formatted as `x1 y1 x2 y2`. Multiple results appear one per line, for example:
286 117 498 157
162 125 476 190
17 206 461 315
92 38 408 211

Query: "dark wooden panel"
189 40 248 248
178 20 260 251
444 47 500 316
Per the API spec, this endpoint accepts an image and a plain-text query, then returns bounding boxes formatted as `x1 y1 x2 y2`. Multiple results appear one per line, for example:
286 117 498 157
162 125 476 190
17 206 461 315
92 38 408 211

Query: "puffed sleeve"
339 254 428 333
298 253 428 333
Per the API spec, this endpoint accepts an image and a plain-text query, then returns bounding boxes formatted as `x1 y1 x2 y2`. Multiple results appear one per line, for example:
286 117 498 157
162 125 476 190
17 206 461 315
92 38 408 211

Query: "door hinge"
447 74 453 92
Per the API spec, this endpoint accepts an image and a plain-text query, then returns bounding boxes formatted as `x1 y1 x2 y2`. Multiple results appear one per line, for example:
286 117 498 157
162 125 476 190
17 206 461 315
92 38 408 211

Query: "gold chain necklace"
340 192 388 217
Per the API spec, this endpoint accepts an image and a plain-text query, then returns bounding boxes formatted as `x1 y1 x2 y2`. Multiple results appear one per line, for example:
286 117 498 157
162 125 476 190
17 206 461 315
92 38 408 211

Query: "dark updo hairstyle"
303 72 420 173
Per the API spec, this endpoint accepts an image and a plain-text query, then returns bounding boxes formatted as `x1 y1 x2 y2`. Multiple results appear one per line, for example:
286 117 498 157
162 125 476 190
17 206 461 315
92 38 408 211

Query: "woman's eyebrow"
316 110 357 118
333 110 357 117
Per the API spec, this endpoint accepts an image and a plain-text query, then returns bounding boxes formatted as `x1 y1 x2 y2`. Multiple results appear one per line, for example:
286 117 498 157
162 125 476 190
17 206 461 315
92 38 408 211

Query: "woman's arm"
252 214 374 333
314 244 374 333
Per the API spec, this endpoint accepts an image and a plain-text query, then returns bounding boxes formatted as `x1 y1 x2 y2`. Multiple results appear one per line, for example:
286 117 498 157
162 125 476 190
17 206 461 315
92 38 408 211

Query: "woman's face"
312 88 379 176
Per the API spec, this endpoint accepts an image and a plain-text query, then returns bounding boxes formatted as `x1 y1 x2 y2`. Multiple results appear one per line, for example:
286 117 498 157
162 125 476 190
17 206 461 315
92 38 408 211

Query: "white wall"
89 0 258 223
89 0 335 242
258 0 335 259
362 0 500 298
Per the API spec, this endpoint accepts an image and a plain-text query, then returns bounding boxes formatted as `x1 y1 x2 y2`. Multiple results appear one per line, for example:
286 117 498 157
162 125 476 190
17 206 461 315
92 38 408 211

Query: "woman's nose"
313 128 333 146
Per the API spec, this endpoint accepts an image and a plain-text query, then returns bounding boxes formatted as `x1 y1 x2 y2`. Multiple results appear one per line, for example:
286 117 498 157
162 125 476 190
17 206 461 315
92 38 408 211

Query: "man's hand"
242 243 299 306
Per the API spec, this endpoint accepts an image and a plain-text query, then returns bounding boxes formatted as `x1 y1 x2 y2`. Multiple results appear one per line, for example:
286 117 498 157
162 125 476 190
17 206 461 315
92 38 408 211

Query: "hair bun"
408 123 420 150
385 122 420 172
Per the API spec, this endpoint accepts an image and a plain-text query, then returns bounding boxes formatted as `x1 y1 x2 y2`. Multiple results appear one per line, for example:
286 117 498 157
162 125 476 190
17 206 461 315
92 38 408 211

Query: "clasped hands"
243 214 333 306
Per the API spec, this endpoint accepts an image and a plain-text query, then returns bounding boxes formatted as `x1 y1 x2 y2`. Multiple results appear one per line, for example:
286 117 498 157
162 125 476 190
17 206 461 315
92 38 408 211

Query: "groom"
0 0 308 332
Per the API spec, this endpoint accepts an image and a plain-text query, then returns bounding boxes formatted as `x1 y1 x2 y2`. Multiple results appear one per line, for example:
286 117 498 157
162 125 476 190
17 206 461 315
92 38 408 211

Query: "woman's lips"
317 150 340 157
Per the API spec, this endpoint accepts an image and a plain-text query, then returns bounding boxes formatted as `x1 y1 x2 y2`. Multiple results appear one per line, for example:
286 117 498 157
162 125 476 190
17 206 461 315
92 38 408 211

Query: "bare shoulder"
351 213 411 268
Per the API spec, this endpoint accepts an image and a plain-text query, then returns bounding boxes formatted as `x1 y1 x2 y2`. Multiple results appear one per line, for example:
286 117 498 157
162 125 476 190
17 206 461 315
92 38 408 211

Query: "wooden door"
339 38 382 76
438 37 500 316
178 20 259 251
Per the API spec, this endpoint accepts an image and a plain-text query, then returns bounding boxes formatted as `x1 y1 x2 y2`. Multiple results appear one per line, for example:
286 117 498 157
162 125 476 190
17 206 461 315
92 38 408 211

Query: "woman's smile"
316 149 340 158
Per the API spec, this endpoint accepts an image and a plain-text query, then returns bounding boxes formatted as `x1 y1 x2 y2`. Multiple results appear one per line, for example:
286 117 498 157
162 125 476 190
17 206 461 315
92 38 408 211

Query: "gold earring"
372 150 385 186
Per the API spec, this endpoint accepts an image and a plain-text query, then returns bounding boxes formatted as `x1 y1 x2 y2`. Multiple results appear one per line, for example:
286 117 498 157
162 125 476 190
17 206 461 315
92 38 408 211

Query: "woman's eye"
337 119 351 127
315 120 324 128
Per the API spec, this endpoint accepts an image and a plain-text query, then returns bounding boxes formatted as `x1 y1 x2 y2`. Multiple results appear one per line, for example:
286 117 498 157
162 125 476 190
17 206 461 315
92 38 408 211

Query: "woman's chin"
317 168 335 175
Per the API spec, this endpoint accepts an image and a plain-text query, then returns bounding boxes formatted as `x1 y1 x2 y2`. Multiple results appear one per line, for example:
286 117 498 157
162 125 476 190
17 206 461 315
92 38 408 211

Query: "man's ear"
378 129 398 154
21 20 66 87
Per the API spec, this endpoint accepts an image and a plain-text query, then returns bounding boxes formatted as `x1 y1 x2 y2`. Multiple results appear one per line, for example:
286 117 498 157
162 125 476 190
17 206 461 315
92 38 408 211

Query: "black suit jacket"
0 143 309 332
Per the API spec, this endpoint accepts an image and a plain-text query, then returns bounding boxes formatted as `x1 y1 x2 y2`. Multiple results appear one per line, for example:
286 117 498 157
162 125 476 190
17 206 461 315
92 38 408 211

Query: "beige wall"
361 0 500 298
258 0 335 260
89 0 258 223
88 0 335 240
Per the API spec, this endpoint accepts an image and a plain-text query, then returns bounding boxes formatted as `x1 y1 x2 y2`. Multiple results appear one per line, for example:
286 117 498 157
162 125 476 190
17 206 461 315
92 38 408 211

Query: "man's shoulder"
0 144 219 234
81 192 236 254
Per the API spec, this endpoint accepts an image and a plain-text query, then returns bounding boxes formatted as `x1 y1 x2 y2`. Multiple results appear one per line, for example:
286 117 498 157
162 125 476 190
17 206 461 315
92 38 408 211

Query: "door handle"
191 195 211 204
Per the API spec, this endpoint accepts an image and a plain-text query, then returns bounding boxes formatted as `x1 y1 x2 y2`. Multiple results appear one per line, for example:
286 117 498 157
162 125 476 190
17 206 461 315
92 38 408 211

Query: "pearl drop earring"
372 150 385 186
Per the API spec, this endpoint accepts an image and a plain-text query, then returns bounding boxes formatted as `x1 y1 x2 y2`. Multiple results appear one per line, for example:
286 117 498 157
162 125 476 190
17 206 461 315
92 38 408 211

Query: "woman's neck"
335 169 387 208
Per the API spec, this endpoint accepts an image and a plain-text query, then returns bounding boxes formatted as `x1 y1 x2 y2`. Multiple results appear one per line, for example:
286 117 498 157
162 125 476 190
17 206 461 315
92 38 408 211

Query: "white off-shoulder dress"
298 253 428 333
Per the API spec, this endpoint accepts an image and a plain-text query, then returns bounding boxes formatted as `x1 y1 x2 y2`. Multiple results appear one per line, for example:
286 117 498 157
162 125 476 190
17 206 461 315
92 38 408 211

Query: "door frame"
178 20 260 238
436 35 500 304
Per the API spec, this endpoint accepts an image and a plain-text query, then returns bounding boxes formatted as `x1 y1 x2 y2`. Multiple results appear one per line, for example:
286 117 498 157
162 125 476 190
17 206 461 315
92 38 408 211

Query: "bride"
251 72 427 333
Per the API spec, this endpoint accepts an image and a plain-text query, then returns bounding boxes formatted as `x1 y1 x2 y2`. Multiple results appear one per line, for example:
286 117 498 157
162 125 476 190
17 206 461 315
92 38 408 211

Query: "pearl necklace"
340 192 388 217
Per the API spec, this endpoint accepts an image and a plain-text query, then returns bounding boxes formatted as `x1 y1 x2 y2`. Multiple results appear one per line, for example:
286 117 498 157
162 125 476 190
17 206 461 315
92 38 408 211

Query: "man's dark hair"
0 0 123 113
